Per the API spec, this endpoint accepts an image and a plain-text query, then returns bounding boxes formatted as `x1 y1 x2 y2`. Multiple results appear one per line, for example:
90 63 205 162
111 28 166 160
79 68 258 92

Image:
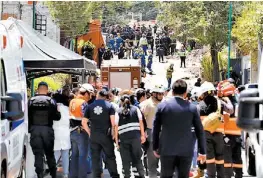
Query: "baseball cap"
38 81 48 88
79 83 94 93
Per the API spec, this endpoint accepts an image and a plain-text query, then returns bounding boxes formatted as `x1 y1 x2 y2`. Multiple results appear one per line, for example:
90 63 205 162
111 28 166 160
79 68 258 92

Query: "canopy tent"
5 18 97 79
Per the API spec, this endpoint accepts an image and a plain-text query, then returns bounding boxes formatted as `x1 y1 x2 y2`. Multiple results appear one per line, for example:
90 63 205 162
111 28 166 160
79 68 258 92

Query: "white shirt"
115 107 142 125
53 104 71 151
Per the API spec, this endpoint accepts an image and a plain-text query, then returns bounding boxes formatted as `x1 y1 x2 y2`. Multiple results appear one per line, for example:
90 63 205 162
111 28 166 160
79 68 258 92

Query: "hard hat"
199 81 215 96
191 87 202 98
217 80 236 97
80 83 95 93
152 85 165 93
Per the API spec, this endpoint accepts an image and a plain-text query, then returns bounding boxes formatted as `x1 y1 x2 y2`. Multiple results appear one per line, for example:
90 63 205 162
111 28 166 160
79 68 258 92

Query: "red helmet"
217 80 236 97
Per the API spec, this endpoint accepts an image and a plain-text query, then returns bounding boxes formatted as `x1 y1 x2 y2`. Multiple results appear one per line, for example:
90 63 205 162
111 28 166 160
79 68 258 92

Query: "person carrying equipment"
166 64 174 89
115 95 146 178
217 80 243 178
198 81 234 178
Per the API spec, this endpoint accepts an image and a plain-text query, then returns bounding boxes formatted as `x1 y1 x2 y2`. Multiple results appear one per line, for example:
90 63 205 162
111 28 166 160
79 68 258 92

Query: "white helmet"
80 83 95 94
151 85 165 93
199 81 215 96
191 87 202 98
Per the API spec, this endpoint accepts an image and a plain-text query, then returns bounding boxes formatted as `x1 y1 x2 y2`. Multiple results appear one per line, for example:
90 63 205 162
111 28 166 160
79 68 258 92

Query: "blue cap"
38 81 48 88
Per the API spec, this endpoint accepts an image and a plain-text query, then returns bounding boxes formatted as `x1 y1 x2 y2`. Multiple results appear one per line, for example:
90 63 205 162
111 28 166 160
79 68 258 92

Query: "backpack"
202 99 222 133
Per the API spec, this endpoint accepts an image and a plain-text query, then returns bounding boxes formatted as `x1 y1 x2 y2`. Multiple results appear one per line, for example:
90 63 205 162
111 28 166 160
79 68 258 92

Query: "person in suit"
152 79 206 178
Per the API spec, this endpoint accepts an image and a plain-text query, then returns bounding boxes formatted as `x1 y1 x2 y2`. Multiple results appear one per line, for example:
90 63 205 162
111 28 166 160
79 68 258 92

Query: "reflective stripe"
224 130 241 135
206 158 215 164
215 160 224 164
233 164 243 168
224 163 232 167
118 122 140 130
119 127 140 134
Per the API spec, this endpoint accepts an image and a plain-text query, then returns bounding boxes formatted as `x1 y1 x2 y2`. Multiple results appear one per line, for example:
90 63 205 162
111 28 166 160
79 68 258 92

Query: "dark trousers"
30 126 56 178
180 56 186 68
167 78 172 89
98 57 102 69
120 138 145 178
159 55 164 62
90 132 119 178
160 155 192 178
224 135 243 178
205 131 224 178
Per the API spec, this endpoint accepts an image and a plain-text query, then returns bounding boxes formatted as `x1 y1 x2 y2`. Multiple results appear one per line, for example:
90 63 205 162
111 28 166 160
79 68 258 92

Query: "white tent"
4 18 96 71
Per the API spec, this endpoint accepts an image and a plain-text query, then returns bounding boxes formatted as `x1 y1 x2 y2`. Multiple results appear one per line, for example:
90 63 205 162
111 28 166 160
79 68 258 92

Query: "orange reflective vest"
223 113 241 135
69 95 86 119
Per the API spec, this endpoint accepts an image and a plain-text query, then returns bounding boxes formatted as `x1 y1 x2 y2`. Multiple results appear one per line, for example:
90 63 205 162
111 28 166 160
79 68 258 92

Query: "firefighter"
69 83 94 178
178 46 187 68
139 34 148 56
198 81 234 178
115 95 146 178
28 82 61 178
217 80 243 178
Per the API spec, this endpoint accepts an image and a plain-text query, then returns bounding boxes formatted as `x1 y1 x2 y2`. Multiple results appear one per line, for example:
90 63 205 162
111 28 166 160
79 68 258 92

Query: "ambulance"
1 20 28 178
237 52 263 178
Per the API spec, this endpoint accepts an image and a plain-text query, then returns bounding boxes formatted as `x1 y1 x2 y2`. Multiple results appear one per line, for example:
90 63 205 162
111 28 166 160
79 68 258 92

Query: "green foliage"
33 74 69 92
45 2 131 37
232 2 263 63
201 53 213 82
130 2 158 21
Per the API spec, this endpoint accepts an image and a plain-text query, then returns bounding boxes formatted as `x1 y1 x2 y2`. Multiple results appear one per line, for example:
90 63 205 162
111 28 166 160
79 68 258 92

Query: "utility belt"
70 118 83 133
71 126 85 134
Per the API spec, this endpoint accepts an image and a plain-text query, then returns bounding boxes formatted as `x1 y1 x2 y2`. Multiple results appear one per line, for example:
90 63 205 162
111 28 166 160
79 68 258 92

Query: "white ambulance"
0 20 28 178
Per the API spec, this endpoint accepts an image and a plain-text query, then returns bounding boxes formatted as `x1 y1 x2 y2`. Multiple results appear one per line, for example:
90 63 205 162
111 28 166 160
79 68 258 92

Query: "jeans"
69 130 89 178
142 45 148 55
167 78 172 89
192 141 198 169
55 149 70 176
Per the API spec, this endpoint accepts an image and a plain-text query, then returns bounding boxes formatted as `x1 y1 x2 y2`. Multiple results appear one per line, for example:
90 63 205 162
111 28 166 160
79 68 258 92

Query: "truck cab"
237 52 263 177
1 20 28 178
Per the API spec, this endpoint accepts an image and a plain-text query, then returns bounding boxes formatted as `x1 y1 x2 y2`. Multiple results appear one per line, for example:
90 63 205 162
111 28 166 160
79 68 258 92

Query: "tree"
158 2 238 81
232 2 263 62
46 2 131 37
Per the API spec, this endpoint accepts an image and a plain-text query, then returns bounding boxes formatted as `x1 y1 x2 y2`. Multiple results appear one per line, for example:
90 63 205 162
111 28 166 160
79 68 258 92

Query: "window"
1 59 7 116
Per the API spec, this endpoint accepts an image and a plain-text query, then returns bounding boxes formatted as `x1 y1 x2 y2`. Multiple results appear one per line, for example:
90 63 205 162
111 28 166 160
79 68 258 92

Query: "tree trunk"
210 43 220 82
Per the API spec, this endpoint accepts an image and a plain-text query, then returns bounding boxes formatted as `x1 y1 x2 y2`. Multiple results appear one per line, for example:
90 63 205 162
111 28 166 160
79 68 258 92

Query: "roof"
1 18 97 72
102 59 140 67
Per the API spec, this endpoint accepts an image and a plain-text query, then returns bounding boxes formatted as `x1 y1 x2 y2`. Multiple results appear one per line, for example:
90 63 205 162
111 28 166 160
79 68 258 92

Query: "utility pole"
227 2 233 78
31 1 36 96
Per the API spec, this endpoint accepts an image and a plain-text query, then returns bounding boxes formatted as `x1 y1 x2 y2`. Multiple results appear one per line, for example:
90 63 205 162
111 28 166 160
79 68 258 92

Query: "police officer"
115 95 146 178
69 83 94 178
28 82 61 178
82 89 119 178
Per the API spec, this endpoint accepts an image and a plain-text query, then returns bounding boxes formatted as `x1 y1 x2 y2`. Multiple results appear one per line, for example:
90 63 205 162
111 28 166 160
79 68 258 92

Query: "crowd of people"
28 75 245 178
97 24 193 73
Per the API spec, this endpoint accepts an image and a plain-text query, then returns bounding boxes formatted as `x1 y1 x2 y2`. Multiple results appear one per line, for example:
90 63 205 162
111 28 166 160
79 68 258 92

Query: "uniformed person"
198 82 234 178
69 83 94 178
82 89 119 178
217 81 243 178
115 95 146 178
166 64 174 89
28 82 61 178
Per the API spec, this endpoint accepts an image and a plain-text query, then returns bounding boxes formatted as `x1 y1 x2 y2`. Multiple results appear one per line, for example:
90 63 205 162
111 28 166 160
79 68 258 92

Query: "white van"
0 20 28 178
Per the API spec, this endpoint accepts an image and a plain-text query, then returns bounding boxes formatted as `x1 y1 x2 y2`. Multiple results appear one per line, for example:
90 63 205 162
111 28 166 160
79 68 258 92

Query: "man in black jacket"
152 79 206 178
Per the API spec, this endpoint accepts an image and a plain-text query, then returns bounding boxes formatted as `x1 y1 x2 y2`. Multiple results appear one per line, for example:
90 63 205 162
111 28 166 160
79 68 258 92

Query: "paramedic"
82 89 119 178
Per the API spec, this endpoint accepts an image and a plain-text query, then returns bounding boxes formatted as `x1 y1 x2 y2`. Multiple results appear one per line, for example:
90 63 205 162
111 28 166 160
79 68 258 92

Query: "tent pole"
81 69 85 84
31 1 36 96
